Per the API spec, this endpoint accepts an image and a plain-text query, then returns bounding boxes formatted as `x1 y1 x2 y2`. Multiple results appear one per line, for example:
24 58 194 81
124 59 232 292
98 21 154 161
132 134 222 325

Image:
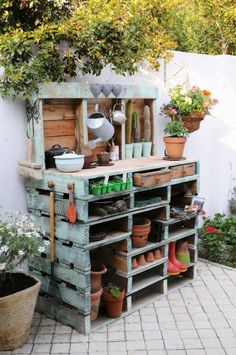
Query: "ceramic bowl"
54 152 85 172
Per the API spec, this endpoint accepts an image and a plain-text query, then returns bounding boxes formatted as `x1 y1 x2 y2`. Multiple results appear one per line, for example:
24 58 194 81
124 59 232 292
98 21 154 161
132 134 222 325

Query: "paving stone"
107 341 127 351
89 332 107 342
219 337 236 348
89 342 108 352
182 338 203 349
179 329 199 339
54 325 72 334
200 338 222 349
70 332 89 343
147 351 167 355
197 329 217 339
167 351 187 355
215 328 236 338
159 322 177 330
225 348 236 355
205 349 226 355
70 342 88 353
108 331 126 341
145 339 165 350
34 334 53 343
126 331 144 341
186 350 206 355
143 330 162 340
126 340 146 351
164 337 184 350
176 321 195 330
192 320 212 329
31 344 51 353
51 343 70 353
52 334 71 343
125 323 142 332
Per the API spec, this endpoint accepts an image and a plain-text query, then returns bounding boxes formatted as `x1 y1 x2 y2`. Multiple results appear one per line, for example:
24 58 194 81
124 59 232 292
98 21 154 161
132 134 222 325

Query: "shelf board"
85 231 131 251
116 257 167 278
168 228 196 243
117 240 165 258
128 274 167 295
82 189 134 201
130 283 166 312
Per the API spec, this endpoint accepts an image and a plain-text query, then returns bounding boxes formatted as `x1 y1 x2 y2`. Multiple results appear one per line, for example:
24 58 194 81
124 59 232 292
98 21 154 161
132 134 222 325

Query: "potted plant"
0 210 47 350
163 120 189 159
102 283 125 318
161 84 219 132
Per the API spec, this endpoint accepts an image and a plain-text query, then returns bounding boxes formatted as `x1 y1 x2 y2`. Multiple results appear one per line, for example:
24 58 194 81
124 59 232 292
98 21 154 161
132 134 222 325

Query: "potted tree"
102 283 125 318
161 84 219 132
163 120 189 159
0 210 47 350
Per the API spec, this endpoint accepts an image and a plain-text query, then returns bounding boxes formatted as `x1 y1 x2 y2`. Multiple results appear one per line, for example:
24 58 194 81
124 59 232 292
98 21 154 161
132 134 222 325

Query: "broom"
18 137 43 180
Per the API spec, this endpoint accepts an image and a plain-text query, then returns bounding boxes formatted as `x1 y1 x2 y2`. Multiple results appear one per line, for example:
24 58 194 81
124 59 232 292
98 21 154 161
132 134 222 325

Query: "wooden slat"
44 136 76 150
43 104 75 121
44 119 76 138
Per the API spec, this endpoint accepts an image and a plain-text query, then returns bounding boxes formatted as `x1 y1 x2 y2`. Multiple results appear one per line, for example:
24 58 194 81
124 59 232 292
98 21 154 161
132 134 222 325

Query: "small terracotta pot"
132 257 138 269
145 251 155 262
97 152 110 165
102 287 125 318
91 261 107 293
137 254 147 266
163 137 187 159
90 287 103 321
131 218 151 248
153 249 162 259
83 155 95 169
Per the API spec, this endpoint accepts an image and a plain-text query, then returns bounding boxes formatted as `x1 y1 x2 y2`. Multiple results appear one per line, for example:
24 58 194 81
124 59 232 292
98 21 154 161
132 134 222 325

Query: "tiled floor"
3 260 236 355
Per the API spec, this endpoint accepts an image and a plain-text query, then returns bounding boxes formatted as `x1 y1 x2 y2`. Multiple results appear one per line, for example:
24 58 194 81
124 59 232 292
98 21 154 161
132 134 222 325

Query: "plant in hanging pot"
163 120 189 160
102 283 125 318
161 84 219 132
0 210 47 351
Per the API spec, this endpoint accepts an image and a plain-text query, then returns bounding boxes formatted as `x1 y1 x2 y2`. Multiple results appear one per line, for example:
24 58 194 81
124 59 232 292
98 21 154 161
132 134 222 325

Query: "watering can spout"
86 107 114 147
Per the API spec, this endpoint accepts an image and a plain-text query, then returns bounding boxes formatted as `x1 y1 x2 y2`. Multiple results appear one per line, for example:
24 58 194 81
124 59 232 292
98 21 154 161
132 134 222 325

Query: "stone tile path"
2 260 236 355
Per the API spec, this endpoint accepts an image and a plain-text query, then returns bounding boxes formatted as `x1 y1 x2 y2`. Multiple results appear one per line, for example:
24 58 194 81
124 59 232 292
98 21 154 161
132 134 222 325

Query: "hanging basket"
180 112 205 133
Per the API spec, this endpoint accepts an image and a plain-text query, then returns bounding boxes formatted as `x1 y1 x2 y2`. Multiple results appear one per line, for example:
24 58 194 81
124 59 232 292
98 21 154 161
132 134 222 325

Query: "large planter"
102 287 125 318
91 261 107 293
180 112 205 133
163 136 187 159
0 272 41 350
131 218 151 247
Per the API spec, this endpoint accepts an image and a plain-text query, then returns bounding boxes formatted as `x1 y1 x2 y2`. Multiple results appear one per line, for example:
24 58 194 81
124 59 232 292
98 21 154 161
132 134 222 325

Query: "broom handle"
50 191 55 263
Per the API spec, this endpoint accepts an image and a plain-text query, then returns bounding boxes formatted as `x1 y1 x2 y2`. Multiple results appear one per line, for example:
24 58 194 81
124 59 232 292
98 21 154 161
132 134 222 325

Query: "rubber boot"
176 241 191 266
168 259 180 276
169 241 187 273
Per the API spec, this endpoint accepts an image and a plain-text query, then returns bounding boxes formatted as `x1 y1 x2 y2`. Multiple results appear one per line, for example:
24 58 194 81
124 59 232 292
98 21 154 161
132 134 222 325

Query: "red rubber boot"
168 259 180 276
169 241 187 272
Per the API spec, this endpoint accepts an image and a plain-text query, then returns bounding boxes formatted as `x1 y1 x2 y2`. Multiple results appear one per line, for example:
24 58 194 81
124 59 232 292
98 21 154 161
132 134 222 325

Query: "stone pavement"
3 260 236 355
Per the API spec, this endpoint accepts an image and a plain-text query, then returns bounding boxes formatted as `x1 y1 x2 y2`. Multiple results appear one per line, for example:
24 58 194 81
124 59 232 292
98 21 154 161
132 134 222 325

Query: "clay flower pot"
102 287 125 318
137 254 147 266
153 249 162 259
145 251 155 262
163 137 187 159
97 152 110 165
90 287 103 321
91 261 107 293
131 218 151 248
132 257 138 269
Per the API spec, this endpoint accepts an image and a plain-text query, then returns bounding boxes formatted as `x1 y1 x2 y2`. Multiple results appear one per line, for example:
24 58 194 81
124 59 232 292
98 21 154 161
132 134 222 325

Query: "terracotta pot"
137 254 147 266
131 218 151 248
153 249 162 259
132 257 138 269
91 261 107 293
97 152 110 165
90 287 103 321
145 251 155 262
102 287 125 318
0 272 40 350
163 137 187 159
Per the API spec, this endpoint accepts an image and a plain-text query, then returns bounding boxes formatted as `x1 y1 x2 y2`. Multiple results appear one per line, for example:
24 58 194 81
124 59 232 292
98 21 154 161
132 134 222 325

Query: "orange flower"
203 90 211 96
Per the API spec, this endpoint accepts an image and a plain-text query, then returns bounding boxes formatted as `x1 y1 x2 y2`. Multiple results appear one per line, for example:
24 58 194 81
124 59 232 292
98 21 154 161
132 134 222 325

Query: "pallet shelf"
24 82 200 334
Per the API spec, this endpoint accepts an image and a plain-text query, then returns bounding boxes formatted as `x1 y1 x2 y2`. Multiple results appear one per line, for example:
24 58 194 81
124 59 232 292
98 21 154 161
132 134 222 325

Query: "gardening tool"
18 137 43 180
47 181 61 299
67 183 77 223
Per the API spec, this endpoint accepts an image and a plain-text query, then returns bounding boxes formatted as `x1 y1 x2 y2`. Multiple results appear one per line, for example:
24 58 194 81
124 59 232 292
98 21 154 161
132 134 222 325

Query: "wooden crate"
133 169 171 187
170 163 195 179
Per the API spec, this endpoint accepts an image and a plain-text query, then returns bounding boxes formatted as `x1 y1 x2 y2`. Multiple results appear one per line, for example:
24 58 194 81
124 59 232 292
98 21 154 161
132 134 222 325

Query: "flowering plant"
0 209 47 281
161 84 219 118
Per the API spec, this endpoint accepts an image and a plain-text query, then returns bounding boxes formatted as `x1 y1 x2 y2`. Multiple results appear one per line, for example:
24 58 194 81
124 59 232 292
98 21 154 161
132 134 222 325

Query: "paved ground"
3 260 236 355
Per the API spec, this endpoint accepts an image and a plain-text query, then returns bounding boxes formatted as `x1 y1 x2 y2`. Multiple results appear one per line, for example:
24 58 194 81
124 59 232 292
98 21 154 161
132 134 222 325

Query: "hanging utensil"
67 183 77 224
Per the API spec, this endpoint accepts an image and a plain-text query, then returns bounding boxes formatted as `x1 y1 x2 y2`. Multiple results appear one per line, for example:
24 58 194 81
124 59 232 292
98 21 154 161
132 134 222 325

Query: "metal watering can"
111 103 127 125
86 104 114 149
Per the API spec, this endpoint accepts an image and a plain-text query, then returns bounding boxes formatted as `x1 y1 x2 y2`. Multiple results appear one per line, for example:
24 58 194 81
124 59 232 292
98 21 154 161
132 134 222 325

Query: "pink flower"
213 98 219 104
191 86 199 92
206 226 217 234
170 108 177 115
200 210 206 215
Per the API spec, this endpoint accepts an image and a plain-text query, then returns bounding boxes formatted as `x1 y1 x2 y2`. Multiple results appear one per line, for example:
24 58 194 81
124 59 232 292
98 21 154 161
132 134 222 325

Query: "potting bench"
25 83 199 333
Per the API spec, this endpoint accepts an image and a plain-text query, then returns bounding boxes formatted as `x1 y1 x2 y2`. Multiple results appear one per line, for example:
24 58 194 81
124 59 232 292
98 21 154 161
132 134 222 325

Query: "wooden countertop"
45 157 198 180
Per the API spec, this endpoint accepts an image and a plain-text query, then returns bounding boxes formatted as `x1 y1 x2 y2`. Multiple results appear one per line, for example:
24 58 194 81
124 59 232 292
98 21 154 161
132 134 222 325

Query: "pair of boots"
168 241 190 276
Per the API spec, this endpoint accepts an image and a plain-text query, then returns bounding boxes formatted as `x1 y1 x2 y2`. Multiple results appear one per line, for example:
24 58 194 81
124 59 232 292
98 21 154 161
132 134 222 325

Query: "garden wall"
1 51 236 216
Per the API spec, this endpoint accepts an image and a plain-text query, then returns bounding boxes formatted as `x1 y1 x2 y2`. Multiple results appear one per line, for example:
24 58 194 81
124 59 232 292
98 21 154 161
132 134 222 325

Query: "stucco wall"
1 51 236 216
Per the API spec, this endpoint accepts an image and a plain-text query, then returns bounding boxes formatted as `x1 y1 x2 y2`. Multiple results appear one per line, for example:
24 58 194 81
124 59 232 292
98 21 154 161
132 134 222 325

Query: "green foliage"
0 0 176 99
107 283 121 298
199 213 236 264
164 120 189 137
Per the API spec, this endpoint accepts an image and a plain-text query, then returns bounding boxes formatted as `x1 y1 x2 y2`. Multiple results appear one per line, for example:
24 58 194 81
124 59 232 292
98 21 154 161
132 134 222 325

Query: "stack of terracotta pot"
131 217 151 248
90 261 107 321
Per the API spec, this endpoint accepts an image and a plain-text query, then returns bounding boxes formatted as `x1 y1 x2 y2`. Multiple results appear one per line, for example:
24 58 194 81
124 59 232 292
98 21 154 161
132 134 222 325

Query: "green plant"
162 84 218 118
0 209 47 284
198 213 236 264
106 283 121 298
164 120 189 137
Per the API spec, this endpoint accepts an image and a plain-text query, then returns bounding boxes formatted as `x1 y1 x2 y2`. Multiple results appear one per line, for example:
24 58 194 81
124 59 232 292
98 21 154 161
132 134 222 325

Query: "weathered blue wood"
36 295 91 334
86 232 131 251
29 256 89 290
38 83 158 99
34 271 90 313
43 240 90 271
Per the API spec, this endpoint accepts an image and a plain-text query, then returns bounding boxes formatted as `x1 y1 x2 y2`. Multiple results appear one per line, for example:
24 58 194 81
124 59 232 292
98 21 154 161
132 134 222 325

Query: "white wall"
1 52 236 216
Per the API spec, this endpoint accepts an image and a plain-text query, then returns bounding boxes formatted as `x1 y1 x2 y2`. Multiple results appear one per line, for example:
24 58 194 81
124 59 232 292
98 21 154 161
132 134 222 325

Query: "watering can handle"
95 103 102 112
112 103 125 112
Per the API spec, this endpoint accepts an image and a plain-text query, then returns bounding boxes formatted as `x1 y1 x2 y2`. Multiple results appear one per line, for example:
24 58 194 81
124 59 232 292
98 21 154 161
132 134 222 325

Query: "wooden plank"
117 257 167 278
43 119 76 138
44 136 76 150
86 231 131 251
36 295 91 334
34 272 90 313
38 83 158 99
29 256 89 290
